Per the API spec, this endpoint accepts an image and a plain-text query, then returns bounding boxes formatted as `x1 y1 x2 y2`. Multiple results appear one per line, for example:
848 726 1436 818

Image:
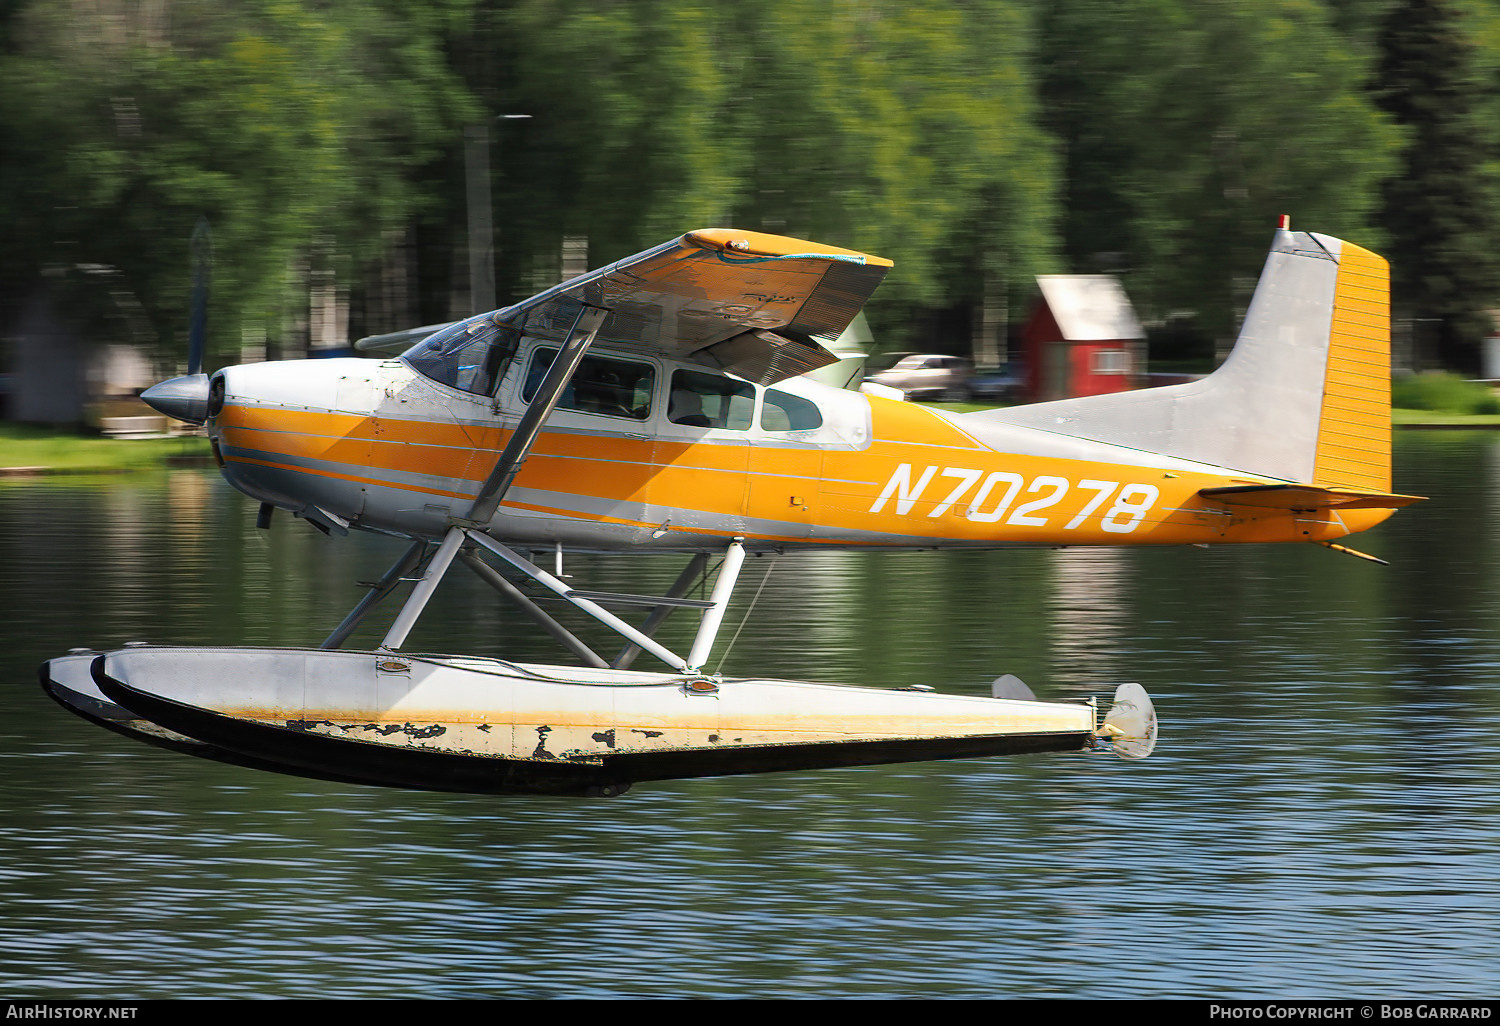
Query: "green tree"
485 0 1058 353
1374 0 1500 373
2 0 1064 362
1036 0 1398 350
0 0 478 368
1324 0 1399 38
485 0 741 298
722 0 1059 352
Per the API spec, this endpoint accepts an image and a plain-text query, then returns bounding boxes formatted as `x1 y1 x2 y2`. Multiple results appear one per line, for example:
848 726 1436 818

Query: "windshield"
403 313 520 396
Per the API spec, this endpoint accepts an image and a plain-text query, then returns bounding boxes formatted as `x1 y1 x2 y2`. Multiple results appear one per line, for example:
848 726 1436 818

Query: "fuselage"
204 342 1391 554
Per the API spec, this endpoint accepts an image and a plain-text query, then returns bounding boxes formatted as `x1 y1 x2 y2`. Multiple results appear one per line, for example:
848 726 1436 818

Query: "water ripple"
3 440 1500 997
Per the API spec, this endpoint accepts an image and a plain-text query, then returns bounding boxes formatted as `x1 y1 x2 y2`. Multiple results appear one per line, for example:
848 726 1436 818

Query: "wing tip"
686 229 894 268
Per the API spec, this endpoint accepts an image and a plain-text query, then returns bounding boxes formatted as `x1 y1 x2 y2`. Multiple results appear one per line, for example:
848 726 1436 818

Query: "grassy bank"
1392 409 1500 427
0 424 207 475
1390 372 1500 423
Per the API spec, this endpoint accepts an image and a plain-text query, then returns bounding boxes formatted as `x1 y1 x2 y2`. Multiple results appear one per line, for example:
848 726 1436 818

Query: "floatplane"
41 221 1420 796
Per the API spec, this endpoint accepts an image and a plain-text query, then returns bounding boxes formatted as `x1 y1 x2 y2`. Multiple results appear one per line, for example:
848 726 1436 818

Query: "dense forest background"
4 0 1500 377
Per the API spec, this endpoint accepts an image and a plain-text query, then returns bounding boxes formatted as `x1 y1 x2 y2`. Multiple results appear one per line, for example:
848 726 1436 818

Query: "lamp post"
465 114 531 314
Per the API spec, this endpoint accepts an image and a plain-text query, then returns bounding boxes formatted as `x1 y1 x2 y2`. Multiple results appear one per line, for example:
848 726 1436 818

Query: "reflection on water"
1 434 1499 998
1051 547 1133 687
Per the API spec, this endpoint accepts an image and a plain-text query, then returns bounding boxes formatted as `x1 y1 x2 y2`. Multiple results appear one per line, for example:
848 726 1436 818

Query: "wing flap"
1198 484 1426 510
498 230 891 385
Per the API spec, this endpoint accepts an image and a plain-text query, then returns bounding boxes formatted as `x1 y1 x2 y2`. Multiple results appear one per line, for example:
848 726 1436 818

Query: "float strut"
687 539 746 673
457 547 609 669
320 538 430 650
612 552 710 670
466 532 690 671
379 527 466 651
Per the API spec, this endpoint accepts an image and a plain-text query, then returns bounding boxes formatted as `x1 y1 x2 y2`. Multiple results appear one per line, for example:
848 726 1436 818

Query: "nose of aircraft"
141 373 211 424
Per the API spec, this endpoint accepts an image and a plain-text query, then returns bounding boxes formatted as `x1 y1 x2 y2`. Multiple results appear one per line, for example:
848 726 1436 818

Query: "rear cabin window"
761 390 823 431
668 370 754 430
522 347 655 420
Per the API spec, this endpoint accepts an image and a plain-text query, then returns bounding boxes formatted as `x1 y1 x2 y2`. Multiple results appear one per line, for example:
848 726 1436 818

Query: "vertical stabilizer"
973 229 1392 489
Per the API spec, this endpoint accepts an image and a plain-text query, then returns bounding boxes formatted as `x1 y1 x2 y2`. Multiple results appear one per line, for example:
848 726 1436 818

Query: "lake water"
1 433 1498 999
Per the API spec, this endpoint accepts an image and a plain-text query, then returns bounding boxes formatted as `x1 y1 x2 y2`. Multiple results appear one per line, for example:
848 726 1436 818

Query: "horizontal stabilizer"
1198 484 1425 511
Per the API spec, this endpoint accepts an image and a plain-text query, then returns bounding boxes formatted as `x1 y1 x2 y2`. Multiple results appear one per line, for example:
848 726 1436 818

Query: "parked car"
968 366 1024 403
864 354 973 401
861 351 919 376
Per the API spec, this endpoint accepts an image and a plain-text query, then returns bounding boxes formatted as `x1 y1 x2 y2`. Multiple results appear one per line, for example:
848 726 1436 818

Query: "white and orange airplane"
41 222 1420 796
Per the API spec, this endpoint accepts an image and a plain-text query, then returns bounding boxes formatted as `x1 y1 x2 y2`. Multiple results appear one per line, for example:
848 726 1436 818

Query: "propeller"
187 216 210 376
141 218 213 424
1097 682 1157 760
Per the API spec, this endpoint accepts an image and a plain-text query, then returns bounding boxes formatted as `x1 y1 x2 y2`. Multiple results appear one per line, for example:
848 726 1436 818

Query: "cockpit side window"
403 314 520 397
523 347 655 420
668 369 753 430
762 389 823 431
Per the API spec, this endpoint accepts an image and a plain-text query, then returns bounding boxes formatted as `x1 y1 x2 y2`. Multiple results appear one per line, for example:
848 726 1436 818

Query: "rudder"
1314 240 1390 492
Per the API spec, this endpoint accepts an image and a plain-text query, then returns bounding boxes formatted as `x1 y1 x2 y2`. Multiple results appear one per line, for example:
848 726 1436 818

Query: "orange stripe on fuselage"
220 405 756 494
227 454 476 502
216 397 1363 546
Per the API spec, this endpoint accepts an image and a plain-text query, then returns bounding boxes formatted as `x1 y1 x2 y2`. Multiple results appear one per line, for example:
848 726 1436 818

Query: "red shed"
1022 275 1144 402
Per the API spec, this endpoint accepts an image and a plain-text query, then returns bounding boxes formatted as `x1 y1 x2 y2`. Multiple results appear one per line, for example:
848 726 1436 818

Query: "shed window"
1092 349 1130 375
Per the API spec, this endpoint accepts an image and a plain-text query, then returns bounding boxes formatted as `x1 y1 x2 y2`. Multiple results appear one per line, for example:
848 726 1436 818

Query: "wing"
495 229 892 385
354 322 457 354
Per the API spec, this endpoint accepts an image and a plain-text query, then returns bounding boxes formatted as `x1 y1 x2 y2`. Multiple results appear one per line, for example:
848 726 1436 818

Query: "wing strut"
369 305 611 652
326 295 748 668
331 292 746 670
464 303 608 526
